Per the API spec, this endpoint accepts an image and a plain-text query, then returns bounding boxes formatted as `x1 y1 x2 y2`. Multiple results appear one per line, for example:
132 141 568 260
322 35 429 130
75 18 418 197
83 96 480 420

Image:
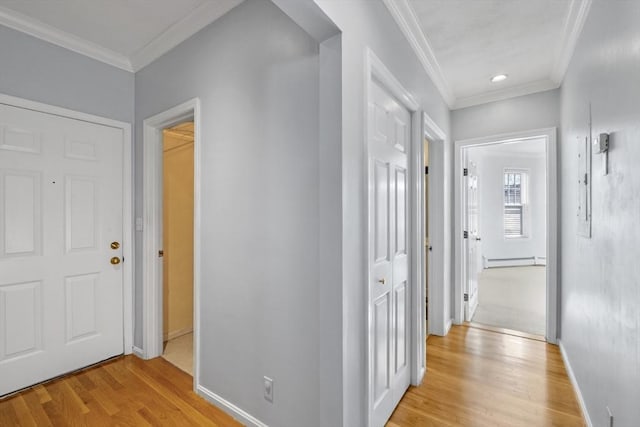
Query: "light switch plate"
264 376 273 403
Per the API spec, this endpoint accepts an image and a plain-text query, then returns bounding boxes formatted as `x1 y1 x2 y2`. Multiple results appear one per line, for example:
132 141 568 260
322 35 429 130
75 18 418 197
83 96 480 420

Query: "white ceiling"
384 0 592 109
0 0 591 107
0 0 244 71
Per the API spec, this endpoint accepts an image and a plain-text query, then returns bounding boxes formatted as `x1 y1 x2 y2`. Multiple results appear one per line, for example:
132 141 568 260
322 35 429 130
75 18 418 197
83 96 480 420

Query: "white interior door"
0 103 124 396
465 160 480 321
369 78 411 427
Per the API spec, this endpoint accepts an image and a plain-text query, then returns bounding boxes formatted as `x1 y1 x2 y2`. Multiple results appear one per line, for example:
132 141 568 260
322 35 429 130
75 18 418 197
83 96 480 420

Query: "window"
504 170 528 238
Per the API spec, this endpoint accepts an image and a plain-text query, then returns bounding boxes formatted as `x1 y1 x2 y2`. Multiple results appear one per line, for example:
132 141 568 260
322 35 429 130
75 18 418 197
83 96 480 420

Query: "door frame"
422 113 448 340
365 48 440 424
141 99 201 384
0 92 135 355
453 128 558 343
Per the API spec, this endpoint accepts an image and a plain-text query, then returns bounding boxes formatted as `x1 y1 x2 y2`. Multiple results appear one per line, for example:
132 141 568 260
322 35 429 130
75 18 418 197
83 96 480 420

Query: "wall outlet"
264 376 273 403
606 406 613 427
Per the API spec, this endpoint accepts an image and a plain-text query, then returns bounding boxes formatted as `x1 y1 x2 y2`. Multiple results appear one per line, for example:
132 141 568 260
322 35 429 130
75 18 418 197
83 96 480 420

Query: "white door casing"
453 128 558 343
368 76 412 427
464 160 480 321
0 102 127 396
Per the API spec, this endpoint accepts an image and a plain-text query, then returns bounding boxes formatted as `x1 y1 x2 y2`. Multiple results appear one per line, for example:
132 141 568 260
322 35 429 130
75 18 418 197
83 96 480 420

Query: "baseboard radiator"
483 256 546 269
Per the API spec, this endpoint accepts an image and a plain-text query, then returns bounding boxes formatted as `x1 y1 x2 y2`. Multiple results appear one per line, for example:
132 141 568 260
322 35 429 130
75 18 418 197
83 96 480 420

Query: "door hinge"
463 230 469 239
463 168 468 176
425 166 429 175
464 293 469 302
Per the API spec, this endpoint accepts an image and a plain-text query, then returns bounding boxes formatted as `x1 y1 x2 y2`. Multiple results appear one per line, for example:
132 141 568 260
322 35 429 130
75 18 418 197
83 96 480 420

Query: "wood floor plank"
0 355 241 426
387 325 586 427
10 395 38 427
1 325 584 426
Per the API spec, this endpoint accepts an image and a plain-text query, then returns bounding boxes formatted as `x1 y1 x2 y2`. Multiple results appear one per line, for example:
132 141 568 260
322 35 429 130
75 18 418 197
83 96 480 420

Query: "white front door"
0 103 124 396
465 160 480 321
368 78 411 427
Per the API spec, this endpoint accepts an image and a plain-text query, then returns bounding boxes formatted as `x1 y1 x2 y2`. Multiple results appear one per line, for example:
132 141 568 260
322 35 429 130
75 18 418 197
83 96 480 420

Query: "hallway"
0 325 585 426
387 325 585 426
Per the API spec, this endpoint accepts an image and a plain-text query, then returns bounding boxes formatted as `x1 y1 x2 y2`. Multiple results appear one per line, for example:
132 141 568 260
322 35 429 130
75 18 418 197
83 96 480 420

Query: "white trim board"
454 128 558 344
365 48 423 425
382 0 592 109
0 1 242 72
0 92 135 356
423 111 449 339
483 257 547 269
0 5 132 71
363 47 451 423
163 327 193 342
381 0 454 107
551 0 593 84
197 385 268 427
558 340 593 427
141 99 201 401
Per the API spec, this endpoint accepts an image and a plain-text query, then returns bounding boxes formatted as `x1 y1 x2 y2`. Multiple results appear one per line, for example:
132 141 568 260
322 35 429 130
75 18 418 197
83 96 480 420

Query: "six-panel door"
0 104 124 396
369 79 411 427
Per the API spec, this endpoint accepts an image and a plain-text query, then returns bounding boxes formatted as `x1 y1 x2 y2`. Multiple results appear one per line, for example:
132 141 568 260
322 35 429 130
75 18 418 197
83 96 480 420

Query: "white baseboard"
558 340 593 427
163 327 193 342
132 346 145 359
444 318 453 335
197 384 268 427
484 256 546 268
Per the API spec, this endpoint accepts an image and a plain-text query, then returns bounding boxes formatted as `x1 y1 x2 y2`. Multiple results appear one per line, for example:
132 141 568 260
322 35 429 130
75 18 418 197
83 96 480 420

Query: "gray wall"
0 25 134 123
559 1 640 426
135 1 326 425
452 89 560 141
314 1 452 425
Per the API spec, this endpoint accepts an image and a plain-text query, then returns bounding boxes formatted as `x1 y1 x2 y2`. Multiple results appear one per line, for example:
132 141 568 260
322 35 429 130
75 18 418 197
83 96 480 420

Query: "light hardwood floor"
1 325 584 426
387 325 585 426
0 355 240 427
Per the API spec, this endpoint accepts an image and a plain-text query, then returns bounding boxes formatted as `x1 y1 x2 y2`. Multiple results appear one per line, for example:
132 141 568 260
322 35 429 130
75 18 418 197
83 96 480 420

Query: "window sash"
504 205 523 237
504 171 525 237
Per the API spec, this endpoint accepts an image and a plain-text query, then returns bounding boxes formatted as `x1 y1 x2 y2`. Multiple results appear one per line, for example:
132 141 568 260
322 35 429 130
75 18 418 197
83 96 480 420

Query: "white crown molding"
0 0 244 73
0 6 133 72
550 0 593 84
130 0 242 72
453 79 559 110
382 0 455 107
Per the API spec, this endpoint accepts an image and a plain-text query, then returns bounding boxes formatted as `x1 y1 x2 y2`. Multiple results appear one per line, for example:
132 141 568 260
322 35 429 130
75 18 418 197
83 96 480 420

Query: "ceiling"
384 0 592 109
0 0 591 107
0 0 244 71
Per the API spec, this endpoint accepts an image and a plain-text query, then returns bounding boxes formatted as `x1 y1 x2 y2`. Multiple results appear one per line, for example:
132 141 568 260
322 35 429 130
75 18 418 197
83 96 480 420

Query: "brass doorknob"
378 278 386 285
110 241 120 250
110 257 121 265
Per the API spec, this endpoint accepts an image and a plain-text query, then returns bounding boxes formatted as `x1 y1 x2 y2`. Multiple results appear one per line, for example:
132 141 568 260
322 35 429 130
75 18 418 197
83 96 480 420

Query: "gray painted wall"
135 1 326 425
314 1 452 425
559 2 640 426
0 25 134 123
452 89 560 141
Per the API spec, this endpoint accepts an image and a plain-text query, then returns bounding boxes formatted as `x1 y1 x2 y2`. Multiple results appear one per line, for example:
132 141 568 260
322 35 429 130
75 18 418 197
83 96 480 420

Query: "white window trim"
503 168 531 240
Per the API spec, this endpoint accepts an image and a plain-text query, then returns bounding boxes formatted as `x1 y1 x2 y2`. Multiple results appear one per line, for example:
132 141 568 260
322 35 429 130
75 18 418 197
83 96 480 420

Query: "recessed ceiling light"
490 74 508 83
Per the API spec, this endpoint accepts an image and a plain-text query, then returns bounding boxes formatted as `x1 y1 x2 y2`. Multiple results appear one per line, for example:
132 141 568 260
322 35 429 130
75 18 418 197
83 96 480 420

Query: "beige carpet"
162 332 193 375
472 266 546 336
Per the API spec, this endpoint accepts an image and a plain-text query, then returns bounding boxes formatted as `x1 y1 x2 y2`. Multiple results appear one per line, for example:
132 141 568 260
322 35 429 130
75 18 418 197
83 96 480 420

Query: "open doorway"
455 129 557 342
161 122 195 374
142 98 201 384
464 139 547 336
424 138 430 339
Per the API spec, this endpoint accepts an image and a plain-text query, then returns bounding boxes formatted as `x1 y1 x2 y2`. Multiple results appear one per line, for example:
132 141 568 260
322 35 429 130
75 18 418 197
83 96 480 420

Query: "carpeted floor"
162 332 193 375
472 266 546 336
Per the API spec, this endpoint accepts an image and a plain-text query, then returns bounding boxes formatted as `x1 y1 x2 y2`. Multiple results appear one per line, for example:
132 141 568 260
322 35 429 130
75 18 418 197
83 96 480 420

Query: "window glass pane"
504 171 525 237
